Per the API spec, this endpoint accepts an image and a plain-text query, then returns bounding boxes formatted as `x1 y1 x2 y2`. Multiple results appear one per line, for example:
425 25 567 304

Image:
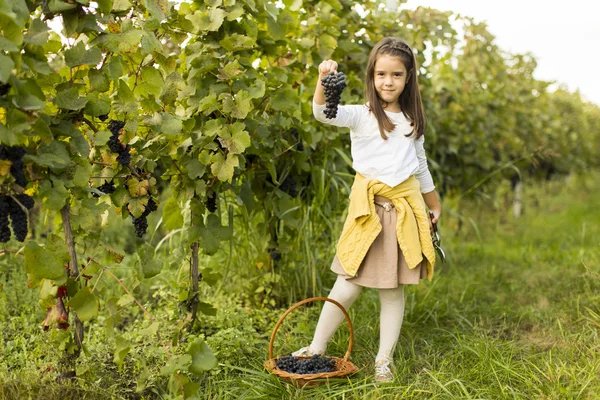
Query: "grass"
1 171 600 399
200 172 600 399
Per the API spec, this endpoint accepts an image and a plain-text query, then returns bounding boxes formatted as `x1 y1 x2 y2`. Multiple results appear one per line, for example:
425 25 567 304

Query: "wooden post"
188 242 199 331
513 181 523 218
61 204 84 354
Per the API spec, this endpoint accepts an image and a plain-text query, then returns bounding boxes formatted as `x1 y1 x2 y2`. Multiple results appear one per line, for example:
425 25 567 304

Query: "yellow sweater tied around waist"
335 173 436 280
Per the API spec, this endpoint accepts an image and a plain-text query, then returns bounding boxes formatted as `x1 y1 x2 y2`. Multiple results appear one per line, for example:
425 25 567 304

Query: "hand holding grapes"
318 59 338 78
316 60 347 119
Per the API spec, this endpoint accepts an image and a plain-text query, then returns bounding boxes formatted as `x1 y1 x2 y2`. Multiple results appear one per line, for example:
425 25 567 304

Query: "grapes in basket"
276 354 336 374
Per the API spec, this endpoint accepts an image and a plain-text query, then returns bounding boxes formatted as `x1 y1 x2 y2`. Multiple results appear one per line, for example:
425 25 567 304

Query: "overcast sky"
403 0 600 106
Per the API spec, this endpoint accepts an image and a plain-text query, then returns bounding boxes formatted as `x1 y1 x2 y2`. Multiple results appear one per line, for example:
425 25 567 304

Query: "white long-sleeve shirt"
313 101 436 193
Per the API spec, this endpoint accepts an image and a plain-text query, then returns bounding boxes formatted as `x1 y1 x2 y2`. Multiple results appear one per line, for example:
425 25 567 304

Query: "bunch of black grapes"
0 83 10 97
275 355 336 374
130 197 158 237
205 191 217 213
0 145 28 187
0 197 9 242
321 71 347 119
107 120 131 166
279 177 298 198
92 180 116 198
269 249 282 261
0 194 35 242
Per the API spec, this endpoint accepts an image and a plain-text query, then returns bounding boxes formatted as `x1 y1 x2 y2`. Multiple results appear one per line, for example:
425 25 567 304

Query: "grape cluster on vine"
205 191 217 213
107 120 131 166
0 83 10 97
0 194 34 242
130 197 158 237
269 249 282 261
0 145 28 187
0 197 10 243
279 177 298 198
92 180 116 198
321 71 347 119
275 355 336 374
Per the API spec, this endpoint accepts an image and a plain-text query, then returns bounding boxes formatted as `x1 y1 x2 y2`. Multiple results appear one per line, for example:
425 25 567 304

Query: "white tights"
309 275 405 362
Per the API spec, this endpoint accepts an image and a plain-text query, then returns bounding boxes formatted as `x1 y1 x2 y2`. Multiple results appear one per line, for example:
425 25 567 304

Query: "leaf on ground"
187 338 217 374
113 336 131 367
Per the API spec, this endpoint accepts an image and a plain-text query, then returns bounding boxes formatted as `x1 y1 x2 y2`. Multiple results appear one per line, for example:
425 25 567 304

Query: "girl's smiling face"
373 54 409 112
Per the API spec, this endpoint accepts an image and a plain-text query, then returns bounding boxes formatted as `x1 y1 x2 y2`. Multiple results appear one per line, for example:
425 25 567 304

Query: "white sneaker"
291 345 321 357
374 359 394 383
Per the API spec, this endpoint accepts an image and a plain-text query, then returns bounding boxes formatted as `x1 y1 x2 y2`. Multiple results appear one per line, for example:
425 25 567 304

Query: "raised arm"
314 59 338 105
313 59 362 129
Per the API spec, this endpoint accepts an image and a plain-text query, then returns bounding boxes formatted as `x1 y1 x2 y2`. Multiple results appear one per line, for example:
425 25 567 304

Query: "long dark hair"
365 37 426 140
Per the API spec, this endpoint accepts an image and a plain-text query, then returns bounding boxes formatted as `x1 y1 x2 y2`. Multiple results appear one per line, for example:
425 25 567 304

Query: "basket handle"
268 296 354 362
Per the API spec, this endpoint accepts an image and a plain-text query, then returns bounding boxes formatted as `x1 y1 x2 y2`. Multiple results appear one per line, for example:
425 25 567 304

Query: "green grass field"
199 173 600 399
2 172 600 399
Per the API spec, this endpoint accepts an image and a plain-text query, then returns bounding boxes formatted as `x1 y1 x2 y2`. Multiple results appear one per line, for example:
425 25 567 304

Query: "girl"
292 37 442 383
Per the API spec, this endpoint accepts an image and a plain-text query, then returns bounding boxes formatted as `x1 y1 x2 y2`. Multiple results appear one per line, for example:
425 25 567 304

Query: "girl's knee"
379 285 404 303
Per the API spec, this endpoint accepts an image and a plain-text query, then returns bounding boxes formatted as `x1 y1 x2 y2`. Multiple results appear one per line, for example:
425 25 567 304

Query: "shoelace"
292 346 315 357
375 361 392 378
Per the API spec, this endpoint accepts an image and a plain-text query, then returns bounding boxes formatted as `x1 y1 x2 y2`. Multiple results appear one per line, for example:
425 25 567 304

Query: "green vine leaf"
39 179 69 210
194 213 232 254
47 0 78 12
24 241 69 288
54 87 89 110
219 34 255 52
143 0 167 21
126 178 150 197
13 78 45 110
185 8 226 32
217 122 250 154
210 152 239 183
96 0 113 13
0 54 15 83
221 90 252 119
64 41 102 68
162 197 183 230
68 287 99 322
271 87 298 113
138 243 162 278
128 197 149 218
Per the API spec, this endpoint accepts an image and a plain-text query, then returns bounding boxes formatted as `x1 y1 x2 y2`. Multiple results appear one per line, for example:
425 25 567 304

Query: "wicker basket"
264 296 359 387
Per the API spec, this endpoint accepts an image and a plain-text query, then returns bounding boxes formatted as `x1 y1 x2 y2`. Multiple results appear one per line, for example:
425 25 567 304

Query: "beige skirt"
331 195 428 289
